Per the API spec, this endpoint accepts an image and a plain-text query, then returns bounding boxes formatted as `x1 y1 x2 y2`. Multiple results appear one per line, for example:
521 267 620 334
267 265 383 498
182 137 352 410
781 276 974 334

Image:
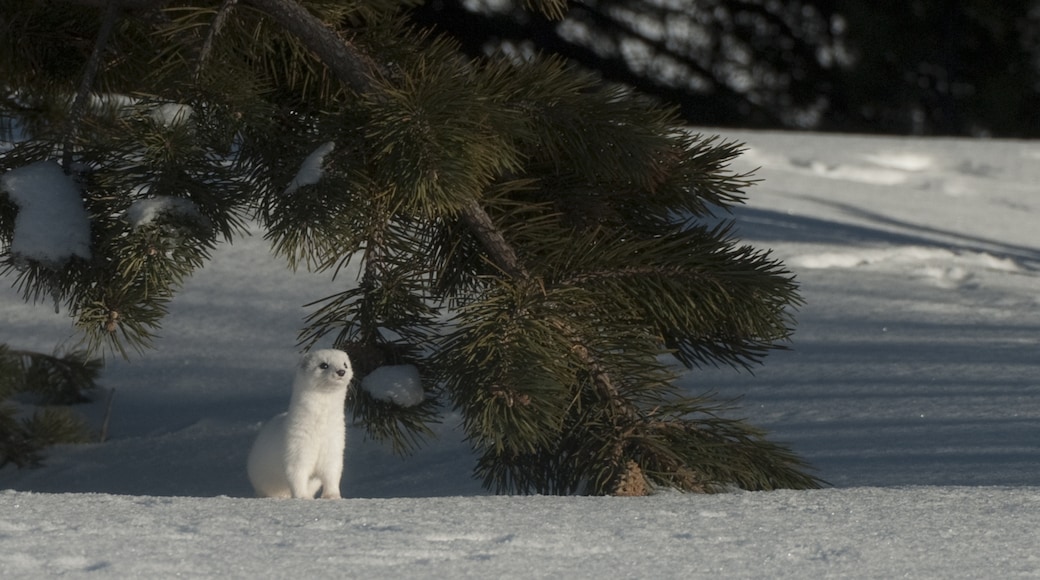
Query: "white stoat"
247 349 353 499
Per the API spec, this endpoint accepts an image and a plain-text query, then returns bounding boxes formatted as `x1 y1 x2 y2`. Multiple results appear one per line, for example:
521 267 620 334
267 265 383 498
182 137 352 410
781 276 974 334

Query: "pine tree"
0 0 820 493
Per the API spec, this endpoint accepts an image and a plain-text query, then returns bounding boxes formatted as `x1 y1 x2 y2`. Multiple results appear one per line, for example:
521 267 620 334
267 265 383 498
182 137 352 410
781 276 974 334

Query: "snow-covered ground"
2 129 1039 578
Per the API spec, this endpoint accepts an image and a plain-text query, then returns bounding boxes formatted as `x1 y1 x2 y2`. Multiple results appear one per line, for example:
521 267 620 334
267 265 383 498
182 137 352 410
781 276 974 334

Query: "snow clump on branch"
1 161 92 266
284 142 335 194
361 365 425 407
126 196 203 230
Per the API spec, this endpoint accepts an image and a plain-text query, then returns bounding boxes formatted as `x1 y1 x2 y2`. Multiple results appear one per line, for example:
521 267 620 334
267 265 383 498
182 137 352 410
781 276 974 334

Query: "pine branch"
241 0 377 93
0 345 100 468
242 0 531 281
459 198 528 279
547 317 627 409
521 0 567 20
62 0 122 170
3 348 102 405
6 0 817 493
348 387 440 456
193 0 239 82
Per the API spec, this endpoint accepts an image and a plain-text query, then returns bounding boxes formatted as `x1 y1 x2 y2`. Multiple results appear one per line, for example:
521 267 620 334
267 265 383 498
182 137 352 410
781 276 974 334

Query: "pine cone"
612 460 650 497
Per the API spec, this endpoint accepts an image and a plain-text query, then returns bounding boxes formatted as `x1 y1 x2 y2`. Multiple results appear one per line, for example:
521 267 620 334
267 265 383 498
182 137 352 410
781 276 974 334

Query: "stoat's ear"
298 352 322 372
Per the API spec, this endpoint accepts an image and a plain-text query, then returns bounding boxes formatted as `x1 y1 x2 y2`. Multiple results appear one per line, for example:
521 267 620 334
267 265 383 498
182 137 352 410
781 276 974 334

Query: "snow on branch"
361 364 425 407
284 141 335 194
126 196 203 230
1 161 92 265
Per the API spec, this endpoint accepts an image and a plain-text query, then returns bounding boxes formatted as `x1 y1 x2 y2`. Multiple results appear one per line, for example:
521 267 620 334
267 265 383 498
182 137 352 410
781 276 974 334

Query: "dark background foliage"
412 0 1040 137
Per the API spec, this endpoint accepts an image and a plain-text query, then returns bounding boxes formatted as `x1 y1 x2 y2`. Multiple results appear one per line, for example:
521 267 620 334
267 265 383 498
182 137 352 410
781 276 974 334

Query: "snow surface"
361 364 426 407
1 160 92 264
2 129 1039 578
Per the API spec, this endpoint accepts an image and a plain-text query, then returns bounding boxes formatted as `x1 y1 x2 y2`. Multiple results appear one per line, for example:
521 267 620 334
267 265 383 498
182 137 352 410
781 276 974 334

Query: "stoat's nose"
336 369 347 377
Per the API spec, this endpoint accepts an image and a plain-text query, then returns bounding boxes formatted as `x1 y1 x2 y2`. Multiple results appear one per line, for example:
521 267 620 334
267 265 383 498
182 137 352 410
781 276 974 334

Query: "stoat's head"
296 349 353 391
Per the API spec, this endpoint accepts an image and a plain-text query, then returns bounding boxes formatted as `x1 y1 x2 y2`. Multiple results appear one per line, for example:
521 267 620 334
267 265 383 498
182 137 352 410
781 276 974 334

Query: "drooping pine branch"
242 0 530 281
233 5 811 494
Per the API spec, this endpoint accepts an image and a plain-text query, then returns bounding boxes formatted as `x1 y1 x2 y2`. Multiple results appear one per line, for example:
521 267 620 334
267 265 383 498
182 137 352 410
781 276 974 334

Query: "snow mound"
862 151 934 172
789 246 1020 272
788 246 1022 290
804 160 909 185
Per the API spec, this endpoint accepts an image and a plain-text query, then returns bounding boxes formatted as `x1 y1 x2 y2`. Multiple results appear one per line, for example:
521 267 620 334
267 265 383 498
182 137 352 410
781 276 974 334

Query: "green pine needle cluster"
0 346 100 469
1 0 821 494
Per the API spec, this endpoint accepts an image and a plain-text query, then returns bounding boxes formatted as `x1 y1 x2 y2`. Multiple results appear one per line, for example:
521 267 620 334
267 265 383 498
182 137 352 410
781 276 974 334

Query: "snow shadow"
696 268 1040 488
728 205 1040 270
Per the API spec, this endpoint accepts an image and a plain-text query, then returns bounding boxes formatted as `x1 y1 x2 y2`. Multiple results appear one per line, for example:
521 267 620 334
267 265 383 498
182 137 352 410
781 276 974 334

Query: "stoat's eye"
319 362 329 369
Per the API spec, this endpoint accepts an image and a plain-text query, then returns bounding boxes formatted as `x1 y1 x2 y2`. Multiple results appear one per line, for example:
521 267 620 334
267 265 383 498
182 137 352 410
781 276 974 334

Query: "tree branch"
226 0 625 425
62 0 122 170
459 199 528 279
194 0 239 82
240 0 377 94
241 0 529 280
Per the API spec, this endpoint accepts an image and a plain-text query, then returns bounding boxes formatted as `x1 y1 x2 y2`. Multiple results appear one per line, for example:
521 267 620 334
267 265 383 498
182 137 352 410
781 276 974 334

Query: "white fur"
247 349 353 499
